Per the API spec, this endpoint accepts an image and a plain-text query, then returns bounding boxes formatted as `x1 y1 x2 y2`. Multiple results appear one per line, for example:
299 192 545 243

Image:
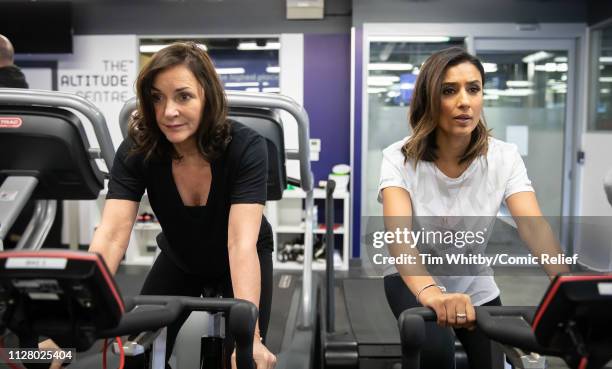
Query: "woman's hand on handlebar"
231 338 277 369
38 338 64 369
419 289 476 330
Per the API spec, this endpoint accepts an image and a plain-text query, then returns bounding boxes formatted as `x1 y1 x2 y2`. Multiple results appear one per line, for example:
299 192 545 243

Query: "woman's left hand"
231 338 277 369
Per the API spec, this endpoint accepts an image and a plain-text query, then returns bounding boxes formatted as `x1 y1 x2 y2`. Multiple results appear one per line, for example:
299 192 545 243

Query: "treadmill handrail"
0 88 115 171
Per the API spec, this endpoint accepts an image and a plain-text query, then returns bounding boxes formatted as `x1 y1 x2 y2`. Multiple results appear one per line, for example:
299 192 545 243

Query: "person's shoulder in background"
0 65 29 88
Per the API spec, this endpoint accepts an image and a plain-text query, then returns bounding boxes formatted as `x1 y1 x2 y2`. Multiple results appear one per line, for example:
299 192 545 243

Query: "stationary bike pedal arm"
112 330 162 356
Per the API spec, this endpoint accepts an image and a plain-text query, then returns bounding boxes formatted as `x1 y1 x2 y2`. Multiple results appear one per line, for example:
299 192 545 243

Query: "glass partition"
478 49 569 217
364 37 465 216
590 25 612 131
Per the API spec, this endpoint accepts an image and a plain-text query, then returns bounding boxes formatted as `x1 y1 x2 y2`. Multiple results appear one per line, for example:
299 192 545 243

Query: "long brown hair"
402 46 490 166
129 41 230 161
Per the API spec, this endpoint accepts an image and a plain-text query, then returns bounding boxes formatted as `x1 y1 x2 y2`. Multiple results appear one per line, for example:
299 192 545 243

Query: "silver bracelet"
416 283 446 304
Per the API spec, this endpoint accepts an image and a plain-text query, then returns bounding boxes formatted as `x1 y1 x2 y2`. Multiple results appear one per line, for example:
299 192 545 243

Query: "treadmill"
0 88 115 251
318 186 403 369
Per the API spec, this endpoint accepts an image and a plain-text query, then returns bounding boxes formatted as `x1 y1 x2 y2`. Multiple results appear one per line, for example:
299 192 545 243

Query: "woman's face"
437 61 483 139
151 64 205 149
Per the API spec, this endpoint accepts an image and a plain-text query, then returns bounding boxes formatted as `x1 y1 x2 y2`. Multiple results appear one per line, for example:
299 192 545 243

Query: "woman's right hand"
38 338 64 369
418 289 476 329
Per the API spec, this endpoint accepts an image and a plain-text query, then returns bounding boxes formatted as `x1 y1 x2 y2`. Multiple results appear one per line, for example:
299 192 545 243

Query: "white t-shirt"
377 137 534 305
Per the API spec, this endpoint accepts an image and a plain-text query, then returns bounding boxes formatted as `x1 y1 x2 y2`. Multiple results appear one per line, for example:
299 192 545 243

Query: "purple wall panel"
303 34 351 186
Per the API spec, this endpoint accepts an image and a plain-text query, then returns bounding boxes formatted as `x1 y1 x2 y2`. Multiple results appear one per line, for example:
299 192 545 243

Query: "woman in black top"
88 42 276 369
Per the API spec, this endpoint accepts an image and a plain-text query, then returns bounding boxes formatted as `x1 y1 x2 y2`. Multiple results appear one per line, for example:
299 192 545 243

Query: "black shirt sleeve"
230 133 268 205
106 139 146 202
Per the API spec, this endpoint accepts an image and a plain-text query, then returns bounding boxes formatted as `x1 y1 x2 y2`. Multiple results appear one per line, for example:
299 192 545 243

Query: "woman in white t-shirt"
378 47 568 369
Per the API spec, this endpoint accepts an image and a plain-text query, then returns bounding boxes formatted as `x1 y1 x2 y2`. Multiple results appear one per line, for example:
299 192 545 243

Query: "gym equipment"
0 88 114 251
399 274 612 369
319 184 407 369
0 249 258 369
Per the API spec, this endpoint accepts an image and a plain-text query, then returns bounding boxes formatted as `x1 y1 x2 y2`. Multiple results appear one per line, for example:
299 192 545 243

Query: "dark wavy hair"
129 41 230 161
402 46 490 166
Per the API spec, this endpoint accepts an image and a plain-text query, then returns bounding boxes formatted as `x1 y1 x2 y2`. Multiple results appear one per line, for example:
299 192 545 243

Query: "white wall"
57 35 139 149
279 33 304 181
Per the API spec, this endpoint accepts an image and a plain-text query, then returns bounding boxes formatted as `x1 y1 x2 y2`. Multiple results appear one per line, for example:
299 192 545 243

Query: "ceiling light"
266 66 280 73
534 63 565 73
506 80 533 88
225 82 259 87
485 88 535 97
238 42 280 50
522 51 553 64
482 63 498 73
367 87 388 94
139 43 207 53
368 63 413 71
369 36 451 43
140 45 166 53
216 68 245 75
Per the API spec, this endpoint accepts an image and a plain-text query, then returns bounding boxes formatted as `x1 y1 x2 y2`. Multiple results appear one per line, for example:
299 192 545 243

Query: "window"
139 37 280 93
590 25 612 131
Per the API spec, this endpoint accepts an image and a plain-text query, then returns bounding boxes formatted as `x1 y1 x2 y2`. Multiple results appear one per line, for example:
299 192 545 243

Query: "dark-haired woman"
88 42 276 369
378 47 568 369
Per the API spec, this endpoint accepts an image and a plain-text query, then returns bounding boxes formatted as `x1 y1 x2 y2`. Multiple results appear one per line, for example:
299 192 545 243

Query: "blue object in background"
398 73 417 105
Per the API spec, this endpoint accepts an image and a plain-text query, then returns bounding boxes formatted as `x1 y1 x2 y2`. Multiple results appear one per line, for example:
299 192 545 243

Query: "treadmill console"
0 250 123 351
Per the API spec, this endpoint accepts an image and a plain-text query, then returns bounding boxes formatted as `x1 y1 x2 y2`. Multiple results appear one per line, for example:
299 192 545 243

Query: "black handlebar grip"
404 307 437 321
229 301 258 369
287 177 301 187
326 179 336 196
475 306 548 354
100 299 182 337
398 310 427 369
